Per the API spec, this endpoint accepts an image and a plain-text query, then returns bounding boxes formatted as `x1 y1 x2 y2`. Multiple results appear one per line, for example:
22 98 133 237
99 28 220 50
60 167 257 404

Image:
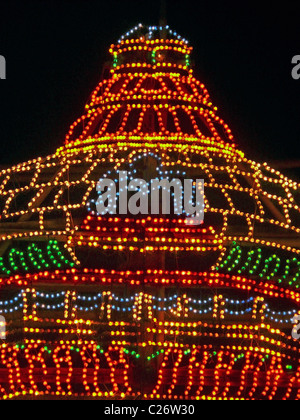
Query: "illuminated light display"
0 24 300 400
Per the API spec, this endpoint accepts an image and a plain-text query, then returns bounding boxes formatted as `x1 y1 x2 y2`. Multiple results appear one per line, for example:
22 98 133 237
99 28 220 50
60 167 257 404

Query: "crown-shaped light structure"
0 25 299 400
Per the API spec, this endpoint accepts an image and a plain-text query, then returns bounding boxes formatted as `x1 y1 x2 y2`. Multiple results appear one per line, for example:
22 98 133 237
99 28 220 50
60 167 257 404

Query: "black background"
0 0 299 177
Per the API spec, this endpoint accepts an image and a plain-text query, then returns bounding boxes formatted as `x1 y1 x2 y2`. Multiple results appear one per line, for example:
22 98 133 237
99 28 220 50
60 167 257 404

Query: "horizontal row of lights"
1 288 297 325
116 24 190 45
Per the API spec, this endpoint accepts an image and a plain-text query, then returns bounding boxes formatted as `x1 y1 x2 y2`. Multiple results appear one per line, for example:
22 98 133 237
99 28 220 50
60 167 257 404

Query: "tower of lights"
0 24 300 400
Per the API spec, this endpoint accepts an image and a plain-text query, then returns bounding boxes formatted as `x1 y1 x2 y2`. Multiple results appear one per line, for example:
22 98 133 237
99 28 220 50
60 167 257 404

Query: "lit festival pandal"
0 24 300 400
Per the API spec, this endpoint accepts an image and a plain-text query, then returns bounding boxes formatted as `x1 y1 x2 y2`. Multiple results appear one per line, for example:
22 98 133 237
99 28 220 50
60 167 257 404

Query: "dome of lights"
1 24 300 400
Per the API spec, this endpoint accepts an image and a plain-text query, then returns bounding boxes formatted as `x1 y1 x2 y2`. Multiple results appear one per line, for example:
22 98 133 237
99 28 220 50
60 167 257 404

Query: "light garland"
1 269 300 305
0 240 76 276
216 243 300 288
0 288 298 327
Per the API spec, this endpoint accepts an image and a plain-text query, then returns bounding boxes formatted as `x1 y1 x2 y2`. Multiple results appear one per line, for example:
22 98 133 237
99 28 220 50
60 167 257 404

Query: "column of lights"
252 297 266 323
167 349 184 398
24 344 52 395
30 288 37 318
243 354 264 399
100 291 112 321
184 348 196 398
248 355 266 399
53 345 73 395
284 367 300 400
213 351 235 399
81 343 105 395
261 356 280 399
144 293 153 320
22 289 29 319
64 291 76 320
213 295 225 320
236 351 251 398
132 292 143 322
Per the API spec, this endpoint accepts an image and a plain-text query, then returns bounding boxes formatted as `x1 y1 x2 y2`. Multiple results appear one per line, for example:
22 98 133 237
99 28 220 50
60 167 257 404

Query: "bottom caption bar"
102 402 198 417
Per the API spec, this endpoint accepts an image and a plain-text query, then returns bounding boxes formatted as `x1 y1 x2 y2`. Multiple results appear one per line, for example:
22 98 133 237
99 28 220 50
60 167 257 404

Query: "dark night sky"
0 0 300 177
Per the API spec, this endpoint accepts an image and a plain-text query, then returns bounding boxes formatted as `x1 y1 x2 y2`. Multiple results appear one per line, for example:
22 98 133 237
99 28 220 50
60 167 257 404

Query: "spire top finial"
159 0 167 27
